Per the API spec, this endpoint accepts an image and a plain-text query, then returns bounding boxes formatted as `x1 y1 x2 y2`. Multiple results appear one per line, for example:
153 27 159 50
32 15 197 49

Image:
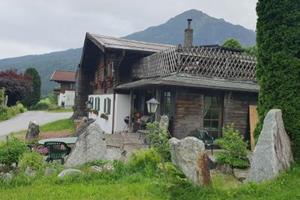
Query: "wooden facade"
75 30 259 138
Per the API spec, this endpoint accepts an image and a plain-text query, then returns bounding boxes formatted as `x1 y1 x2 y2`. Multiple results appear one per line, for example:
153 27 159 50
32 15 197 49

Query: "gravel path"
0 111 73 139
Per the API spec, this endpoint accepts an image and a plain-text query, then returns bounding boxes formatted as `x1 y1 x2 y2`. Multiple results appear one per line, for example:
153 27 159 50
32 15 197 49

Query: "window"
89 97 94 109
161 91 173 116
95 97 100 111
104 97 111 115
203 95 222 138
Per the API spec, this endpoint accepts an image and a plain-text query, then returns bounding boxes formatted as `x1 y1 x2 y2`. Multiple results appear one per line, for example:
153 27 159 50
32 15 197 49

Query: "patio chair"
189 129 215 154
44 141 71 164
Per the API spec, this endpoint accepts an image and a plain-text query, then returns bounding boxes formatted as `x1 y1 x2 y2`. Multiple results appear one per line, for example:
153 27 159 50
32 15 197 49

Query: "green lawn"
0 165 299 200
11 119 76 140
40 119 75 132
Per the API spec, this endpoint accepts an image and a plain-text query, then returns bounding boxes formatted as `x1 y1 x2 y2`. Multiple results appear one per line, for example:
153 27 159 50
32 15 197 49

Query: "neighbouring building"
50 70 76 108
74 19 258 140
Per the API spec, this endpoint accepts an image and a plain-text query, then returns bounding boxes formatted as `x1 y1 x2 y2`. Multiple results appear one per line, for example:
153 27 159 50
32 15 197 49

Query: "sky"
0 0 258 59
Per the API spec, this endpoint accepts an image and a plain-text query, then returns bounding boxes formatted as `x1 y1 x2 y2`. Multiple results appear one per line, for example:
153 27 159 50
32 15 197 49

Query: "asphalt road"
0 111 73 139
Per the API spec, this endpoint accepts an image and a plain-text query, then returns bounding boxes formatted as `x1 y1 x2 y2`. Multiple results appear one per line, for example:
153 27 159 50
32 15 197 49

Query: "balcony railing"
132 46 257 82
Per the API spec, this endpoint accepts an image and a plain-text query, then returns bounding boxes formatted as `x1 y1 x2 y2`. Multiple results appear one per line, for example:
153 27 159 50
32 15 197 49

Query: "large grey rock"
65 122 125 167
247 109 294 183
169 137 210 186
1 172 13 182
74 117 95 136
25 121 39 141
25 167 36 177
58 169 82 178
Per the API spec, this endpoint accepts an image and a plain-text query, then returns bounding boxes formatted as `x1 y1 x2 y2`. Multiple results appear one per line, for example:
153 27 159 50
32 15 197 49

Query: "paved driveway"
0 111 73 138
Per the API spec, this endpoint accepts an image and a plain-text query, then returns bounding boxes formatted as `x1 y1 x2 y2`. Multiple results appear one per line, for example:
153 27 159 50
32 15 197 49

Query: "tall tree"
23 68 41 107
222 38 243 50
256 0 300 160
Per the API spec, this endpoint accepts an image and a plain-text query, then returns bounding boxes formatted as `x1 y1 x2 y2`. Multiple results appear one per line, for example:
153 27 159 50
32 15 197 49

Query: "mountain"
0 9 256 96
125 9 256 46
0 49 81 95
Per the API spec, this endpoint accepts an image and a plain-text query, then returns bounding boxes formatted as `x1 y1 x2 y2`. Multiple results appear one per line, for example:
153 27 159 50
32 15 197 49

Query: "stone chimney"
184 19 193 48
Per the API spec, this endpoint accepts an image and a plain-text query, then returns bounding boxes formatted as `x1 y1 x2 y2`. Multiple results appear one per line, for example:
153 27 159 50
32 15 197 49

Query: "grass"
0 161 299 200
40 119 75 132
47 108 73 113
10 119 76 140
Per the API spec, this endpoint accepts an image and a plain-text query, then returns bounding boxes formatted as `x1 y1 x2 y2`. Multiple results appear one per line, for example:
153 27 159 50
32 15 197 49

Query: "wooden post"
155 87 161 121
129 89 134 132
249 105 258 151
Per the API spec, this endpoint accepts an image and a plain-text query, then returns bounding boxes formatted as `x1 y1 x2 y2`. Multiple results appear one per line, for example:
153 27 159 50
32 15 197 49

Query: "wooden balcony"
132 46 257 82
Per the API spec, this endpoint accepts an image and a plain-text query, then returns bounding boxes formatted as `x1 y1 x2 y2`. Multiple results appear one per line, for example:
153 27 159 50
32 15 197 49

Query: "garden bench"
44 141 71 164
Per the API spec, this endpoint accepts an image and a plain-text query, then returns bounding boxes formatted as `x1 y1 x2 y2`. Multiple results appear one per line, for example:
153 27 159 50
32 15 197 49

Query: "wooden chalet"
50 70 76 108
74 19 258 140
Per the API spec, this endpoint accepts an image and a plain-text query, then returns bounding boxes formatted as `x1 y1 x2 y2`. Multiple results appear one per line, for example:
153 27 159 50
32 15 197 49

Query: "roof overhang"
116 74 259 93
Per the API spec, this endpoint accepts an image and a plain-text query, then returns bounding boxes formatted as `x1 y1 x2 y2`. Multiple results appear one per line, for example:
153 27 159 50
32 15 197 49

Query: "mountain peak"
125 9 255 47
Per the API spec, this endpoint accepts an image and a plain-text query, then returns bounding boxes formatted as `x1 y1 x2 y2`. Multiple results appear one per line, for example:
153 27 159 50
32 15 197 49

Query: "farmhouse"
74 19 258 140
50 70 76 108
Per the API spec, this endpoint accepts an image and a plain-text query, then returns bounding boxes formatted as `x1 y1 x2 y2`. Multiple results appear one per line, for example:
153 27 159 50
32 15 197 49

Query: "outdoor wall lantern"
146 98 160 114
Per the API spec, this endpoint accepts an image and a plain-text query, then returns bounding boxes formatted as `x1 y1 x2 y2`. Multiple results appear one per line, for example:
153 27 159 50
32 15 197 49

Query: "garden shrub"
127 149 160 174
0 138 27 166
0 103 27 121
146 122 170 162
215 124 249 168
19 152 45 172
31 98 51 110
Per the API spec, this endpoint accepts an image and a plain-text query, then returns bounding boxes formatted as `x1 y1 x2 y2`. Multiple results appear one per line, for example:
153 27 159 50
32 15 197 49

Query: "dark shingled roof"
50 70 76 83
116 74 259 93
87 33 174 53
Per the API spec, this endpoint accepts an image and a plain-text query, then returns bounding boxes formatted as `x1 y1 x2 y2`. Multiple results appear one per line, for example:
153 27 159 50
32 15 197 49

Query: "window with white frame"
95 97 100 111
89 97 94 109
104 97 111 115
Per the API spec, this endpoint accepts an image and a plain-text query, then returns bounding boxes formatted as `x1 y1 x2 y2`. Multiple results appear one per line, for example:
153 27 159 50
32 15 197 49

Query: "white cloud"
0 0 258 58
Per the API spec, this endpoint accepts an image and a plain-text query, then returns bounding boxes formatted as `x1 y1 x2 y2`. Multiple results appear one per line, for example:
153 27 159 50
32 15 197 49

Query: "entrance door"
203 95 223 138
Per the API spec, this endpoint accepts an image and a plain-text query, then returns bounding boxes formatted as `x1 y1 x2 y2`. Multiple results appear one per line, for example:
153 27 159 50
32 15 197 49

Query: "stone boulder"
25 121 39 141
1 172 13 182
65 122 124 167
247 109 294 183
74 117 95 136
58 169 82 178
169 137 211 186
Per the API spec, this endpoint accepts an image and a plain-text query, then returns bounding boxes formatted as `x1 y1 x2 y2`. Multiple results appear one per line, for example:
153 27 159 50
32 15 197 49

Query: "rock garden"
0 109 298 200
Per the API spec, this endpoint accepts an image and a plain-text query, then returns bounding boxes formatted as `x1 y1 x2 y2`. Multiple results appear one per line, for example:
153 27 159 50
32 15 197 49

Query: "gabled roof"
86 33 174 53
50 70 76 83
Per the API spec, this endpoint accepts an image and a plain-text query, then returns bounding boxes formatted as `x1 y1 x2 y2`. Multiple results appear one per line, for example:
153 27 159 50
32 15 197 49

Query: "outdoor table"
38 137 78 145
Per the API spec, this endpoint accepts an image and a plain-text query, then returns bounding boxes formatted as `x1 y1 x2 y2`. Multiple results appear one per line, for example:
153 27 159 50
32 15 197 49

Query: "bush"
0 103 27 121
0 138 27 166
19 152 45 172
146 122 170 162
127 149 160 175
215 124 249 168
31 98 51 110
31 97 61 111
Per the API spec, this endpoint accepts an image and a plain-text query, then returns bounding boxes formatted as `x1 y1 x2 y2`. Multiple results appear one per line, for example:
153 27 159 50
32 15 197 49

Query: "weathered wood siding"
172 89 257 139
223 92 257 139
173 89 204 138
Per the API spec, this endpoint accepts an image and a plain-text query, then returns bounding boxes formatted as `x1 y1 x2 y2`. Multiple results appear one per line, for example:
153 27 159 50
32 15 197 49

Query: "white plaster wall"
88 94 114 134
58 90 75 108
114 94 131 133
